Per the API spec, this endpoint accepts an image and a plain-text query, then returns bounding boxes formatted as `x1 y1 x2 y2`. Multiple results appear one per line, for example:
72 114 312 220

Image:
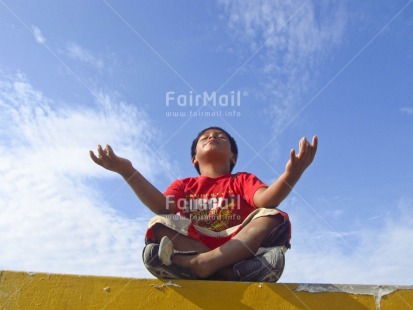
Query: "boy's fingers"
106 144 115 159
298 137 308 158
311 136 317 147
97 144 104 157
303 137 309 154
311 136 318 158
89 150 102 166
290 149 296 162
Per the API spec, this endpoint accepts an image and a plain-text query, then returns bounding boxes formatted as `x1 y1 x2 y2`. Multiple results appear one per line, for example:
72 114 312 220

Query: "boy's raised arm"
254 136 318 209
89 144 177 214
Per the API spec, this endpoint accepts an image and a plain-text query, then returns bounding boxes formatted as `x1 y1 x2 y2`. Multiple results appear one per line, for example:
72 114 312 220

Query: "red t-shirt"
163 172 267 232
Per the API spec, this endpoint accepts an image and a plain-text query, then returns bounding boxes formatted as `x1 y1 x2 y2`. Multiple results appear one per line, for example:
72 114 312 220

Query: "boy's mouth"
205 140 218 146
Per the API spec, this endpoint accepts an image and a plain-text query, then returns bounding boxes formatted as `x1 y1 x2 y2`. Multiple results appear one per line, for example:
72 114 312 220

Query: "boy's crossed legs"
148 215 284 281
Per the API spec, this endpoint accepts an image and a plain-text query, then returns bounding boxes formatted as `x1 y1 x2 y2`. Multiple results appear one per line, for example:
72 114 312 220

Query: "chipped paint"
150 280 182 290
294 284 411 310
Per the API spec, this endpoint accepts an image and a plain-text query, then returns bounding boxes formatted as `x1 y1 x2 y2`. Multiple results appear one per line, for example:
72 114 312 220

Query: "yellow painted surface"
1 271 412 309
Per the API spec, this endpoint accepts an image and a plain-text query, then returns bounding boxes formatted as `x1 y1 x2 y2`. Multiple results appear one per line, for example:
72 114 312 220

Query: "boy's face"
192 129 236 169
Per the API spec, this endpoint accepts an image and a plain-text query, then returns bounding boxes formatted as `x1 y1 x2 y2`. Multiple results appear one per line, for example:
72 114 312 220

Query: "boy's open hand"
286 136 318 177
89 144 133 177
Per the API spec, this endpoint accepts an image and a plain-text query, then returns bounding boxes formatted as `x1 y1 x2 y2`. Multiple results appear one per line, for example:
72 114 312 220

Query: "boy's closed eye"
199 133 228 141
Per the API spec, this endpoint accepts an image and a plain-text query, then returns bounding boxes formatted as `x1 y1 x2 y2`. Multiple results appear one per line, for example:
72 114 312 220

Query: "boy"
90 127 317 282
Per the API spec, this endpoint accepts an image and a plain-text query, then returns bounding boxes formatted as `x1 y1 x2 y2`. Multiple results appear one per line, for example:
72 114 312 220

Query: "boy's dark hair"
191 126 238 175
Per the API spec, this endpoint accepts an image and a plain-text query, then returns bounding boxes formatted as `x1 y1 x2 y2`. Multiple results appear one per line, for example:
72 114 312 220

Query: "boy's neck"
199 163 231 178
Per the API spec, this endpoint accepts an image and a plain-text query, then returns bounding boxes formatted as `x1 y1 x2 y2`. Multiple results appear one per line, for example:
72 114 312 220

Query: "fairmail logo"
165 90 247 107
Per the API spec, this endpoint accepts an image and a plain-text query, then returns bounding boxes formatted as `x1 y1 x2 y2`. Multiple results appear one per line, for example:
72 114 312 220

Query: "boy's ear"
231 154 237 165
192 155 198 166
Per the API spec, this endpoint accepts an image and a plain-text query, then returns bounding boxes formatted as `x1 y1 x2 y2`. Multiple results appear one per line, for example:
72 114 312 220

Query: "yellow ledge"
1 270 412 309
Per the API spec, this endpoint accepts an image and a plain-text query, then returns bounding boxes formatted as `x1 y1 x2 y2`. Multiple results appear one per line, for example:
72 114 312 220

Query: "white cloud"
65 42 104 70
282 197 413 285
219 0 347 135
0 72 170 277
31 25 46 44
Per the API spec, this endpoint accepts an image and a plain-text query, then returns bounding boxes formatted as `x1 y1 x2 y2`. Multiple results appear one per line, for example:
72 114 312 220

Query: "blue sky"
1 0 412 285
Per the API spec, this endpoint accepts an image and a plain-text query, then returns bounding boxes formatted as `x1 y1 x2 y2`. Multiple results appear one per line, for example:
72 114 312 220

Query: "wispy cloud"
65 42 104 70
31 25 46 44
0 71 170 277
400 106 413 115
219 0 347 135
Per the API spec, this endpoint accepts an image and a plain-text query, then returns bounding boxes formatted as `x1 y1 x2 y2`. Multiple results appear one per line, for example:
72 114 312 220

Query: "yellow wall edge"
1 270 412 309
